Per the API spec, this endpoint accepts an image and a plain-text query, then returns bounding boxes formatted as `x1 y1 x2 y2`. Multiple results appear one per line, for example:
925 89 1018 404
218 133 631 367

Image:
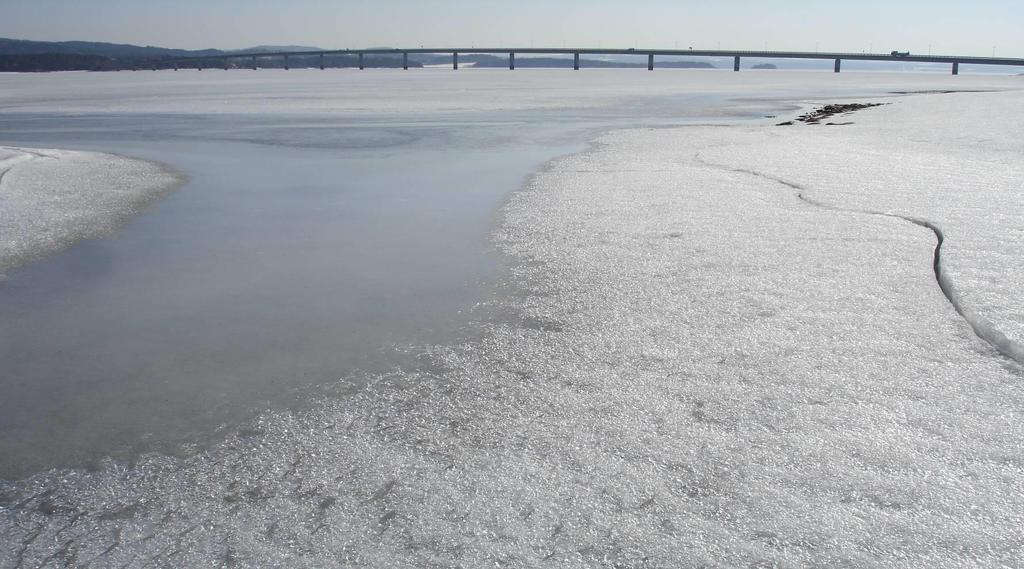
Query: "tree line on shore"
0 52 422 72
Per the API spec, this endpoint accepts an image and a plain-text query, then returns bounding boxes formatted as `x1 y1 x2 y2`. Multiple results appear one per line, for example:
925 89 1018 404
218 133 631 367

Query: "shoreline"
4 89 1024 565
0 146 184 277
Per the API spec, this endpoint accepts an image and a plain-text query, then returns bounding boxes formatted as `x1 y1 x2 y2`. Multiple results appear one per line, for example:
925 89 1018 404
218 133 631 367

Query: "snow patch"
695 151 1024 365
0 146 183 276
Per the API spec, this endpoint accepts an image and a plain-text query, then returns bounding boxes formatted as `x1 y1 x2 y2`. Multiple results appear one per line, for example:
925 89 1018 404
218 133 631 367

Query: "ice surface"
8 70 1015 478
694 91 1024 361
2 80 1023 566
0 68 1021 116
0 146 182 276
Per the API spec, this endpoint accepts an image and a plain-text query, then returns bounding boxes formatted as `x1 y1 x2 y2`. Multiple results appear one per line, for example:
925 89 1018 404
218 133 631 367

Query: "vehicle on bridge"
891 51 910 57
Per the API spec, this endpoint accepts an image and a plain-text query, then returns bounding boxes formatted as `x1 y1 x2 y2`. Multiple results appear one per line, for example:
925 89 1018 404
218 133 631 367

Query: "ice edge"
0 146 185 278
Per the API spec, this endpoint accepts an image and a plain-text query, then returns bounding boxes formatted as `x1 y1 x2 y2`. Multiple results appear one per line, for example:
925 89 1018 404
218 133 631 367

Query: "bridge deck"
155 48 1024 71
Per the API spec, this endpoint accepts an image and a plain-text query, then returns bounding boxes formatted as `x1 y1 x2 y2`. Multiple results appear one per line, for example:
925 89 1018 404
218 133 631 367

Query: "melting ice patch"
2 90 1024 567
0 146 183 276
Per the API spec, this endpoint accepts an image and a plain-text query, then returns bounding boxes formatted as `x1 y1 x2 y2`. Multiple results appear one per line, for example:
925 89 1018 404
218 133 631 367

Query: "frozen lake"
2 69 1023 567
0 69 815 477
5 69 989 477
0 111 595 477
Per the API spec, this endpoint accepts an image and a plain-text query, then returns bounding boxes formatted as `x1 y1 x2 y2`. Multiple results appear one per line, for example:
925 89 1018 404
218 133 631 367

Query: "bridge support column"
573 53 580 70
224 59 229 71
453 52 458 70
734 56 740 71
403 52 408 70
509 52 515 70
174 64 178 71
952 62 959 75
320 53 324 70
359 53 364 70
648 53 654 70
284 55 289 70
252 56 257 70
834 58 841 73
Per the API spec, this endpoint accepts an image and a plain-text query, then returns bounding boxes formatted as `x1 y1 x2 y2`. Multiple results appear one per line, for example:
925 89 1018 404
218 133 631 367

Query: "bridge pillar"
403 52 408 70
174 63 178 71
252 56 257 70
952 62 959 75
574 53 580 70
224 59 229 71
284 55 289 70
834 58 841 73
734 56 740 71
453 52 458 70
509 52 515 70
359 53 364 70
320 53 324 70
648 53 654 70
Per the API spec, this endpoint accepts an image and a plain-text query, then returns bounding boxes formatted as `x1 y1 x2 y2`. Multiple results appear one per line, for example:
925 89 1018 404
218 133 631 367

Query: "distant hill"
241 45 324 54
0 53 108 72
0 38 330 59
0 38 428 71
0 37 222 58
226 54 418 70
0 38 719 72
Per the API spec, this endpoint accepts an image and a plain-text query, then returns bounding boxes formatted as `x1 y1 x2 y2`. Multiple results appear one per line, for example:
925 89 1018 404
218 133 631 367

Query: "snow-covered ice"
0 146 182 276
2 78 1024 567
694 91 1024 362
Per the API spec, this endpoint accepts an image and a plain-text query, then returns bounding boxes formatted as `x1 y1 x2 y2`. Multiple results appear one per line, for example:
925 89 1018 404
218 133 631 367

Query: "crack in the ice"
0 163 17 189
694 153 1024 366
13 524 43 569
796 192 1024 365
0 148 53 190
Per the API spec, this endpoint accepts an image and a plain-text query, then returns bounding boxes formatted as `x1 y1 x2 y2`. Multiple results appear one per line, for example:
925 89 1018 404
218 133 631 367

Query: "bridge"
152 48 1024 75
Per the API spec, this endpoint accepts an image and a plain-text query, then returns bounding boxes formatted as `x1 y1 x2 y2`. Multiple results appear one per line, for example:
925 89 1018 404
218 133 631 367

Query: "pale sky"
0 0 1020 57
